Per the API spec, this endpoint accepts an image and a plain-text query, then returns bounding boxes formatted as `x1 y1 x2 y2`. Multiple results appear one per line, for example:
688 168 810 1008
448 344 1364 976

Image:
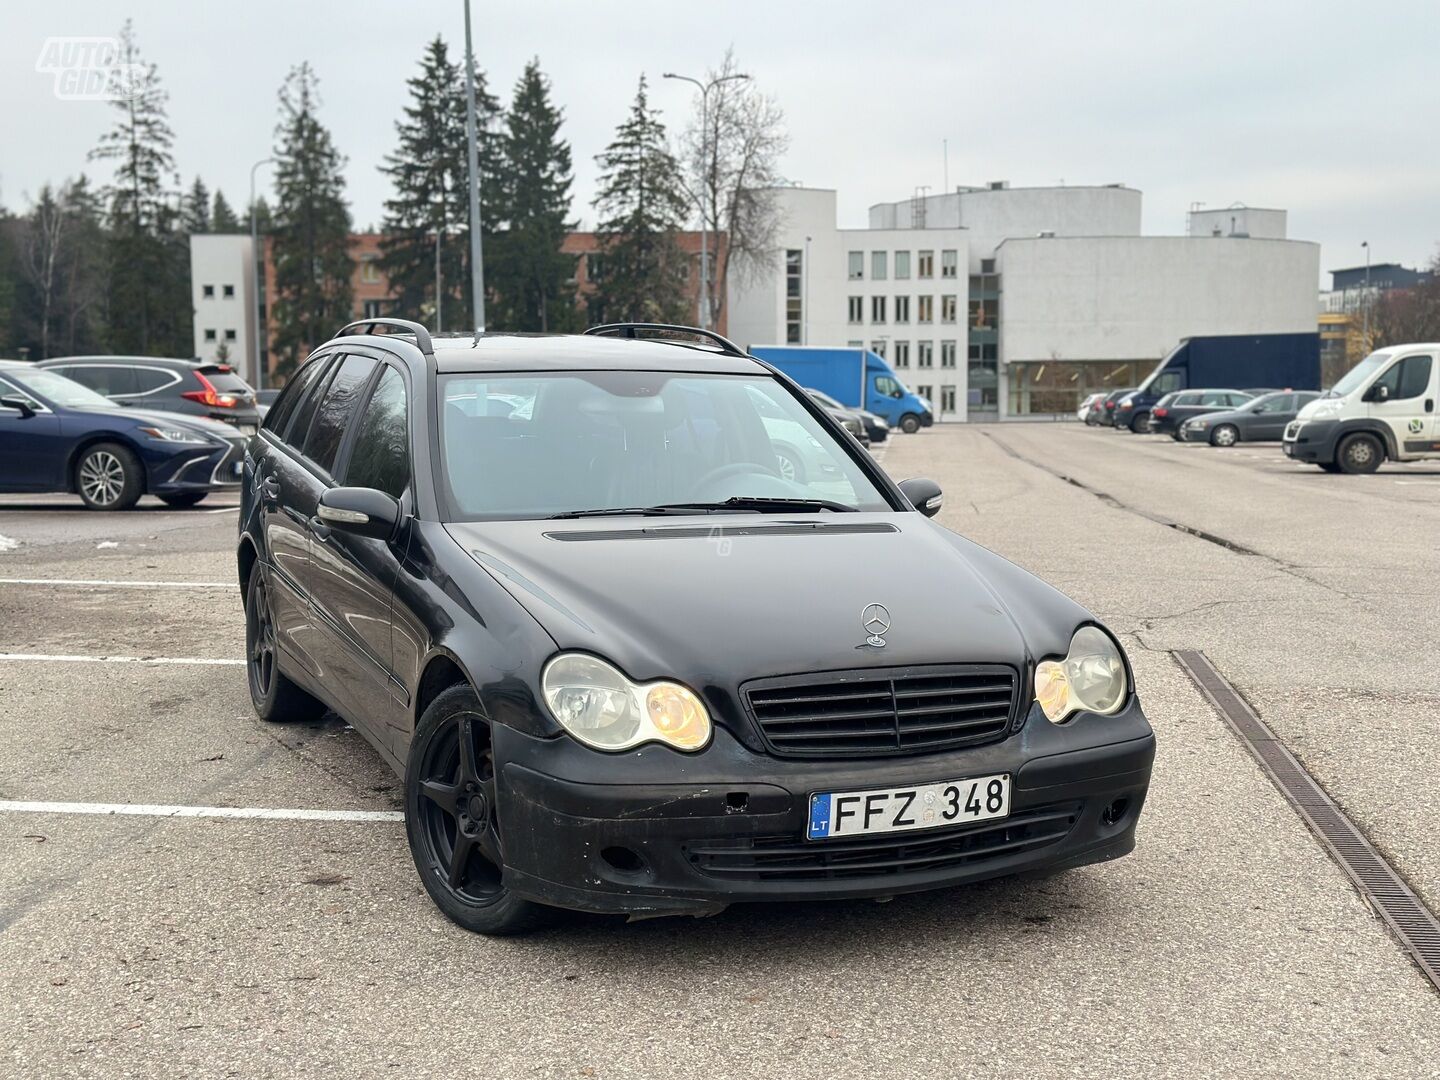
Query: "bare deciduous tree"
679 49 788 331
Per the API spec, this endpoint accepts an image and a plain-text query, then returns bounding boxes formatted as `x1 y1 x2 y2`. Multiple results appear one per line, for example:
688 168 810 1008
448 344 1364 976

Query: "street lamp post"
664 70 750 331
463 0 486 332
249 156 275 390
1361 241 1371 347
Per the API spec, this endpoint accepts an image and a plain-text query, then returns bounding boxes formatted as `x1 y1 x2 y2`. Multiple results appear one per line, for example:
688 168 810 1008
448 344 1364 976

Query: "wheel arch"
414 649 479 729
65 432 151 494
1337 419 1397 460
236 535 258 595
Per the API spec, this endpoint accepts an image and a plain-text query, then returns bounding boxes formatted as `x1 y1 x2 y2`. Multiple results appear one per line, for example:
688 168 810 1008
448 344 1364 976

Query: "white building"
728 182 1320 421
189 234 258 380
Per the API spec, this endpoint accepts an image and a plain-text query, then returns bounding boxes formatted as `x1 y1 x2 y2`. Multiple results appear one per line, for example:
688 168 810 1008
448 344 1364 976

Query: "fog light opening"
1101 797 1131 827
724 791 749 814
600 846 648 875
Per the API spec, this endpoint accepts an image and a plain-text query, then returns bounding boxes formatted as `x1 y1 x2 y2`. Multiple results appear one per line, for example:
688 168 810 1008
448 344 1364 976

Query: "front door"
1250 393 1295 440
1368 352 1435 458
0 382 62 490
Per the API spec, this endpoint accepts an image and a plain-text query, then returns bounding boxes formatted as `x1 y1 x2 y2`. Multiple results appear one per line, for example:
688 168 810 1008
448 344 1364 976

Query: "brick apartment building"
257 230 726 383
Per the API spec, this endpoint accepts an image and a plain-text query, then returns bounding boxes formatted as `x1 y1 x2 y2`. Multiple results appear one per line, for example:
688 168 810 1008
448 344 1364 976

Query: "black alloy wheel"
406 684 547 935
244 570 324 723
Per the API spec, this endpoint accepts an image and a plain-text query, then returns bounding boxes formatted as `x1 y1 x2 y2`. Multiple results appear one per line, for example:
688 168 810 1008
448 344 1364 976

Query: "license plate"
807 773 1010 840
231 461 244 476
1282 443 1293 456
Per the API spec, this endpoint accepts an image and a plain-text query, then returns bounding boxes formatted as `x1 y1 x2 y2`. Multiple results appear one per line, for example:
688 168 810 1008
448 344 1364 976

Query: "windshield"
3 367 119 410
438 371 890 519
1327 351 1392 398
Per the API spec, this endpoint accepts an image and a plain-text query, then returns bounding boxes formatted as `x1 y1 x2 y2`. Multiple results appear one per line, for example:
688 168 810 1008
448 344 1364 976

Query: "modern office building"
727 183 1321 421
189 234 256 375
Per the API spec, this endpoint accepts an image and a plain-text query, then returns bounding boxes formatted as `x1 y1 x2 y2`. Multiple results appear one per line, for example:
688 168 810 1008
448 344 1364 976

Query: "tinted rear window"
198 368 255 396
269 357 333 444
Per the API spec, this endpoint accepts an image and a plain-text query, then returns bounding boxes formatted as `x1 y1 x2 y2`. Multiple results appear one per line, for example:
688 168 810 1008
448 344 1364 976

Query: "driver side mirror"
898 477 943 518
1365 383 1391 403
317 486 401 540
0 395 36 418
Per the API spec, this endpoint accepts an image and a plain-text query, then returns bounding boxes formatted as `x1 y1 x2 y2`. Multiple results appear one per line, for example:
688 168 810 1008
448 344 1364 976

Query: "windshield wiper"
546 506 720 519
662 496 858 513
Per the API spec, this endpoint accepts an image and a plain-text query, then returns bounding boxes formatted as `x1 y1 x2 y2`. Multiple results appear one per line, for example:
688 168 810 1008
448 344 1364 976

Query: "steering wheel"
694 460 781 491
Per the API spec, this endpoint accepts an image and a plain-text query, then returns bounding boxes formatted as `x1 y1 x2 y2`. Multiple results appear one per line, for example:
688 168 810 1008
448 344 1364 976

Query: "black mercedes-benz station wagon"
238 319 1154 935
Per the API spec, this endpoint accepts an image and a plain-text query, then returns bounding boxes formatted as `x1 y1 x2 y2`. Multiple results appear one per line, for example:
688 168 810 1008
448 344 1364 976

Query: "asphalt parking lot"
3 429 1439 1079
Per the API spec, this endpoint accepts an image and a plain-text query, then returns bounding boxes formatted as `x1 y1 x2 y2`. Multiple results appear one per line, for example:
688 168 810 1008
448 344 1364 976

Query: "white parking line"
0 653 244 666
0 799 402 822
0 577 237 590
202 505 242 514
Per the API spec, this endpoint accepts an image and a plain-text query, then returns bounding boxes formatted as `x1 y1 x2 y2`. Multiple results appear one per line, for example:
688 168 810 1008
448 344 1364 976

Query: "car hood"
445 515 1088 685
70 405 238 440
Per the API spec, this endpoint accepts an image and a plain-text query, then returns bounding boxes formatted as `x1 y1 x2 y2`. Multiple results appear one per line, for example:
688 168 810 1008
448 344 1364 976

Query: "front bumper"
492 702 1155 916
1282 419 1339 463
151 439 245 494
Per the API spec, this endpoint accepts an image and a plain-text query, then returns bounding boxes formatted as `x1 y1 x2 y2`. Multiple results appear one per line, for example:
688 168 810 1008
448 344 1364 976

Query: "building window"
918 250 934 279
941 385 957 413
848 251 863 280
918 341 934 368
222 284 235 299
846 340 864 348
224 329 237 342
360 255 382 284
202 285 215 299
894 296 910 323
848 296 863 323
893 341 910 368
362 299 386 319
941 295 957 323
980 257 996 274
969 298 997 329
871 252 888 280
941 341 957 368
871 296 886 323
786 249 803 344
917 296 933 324
941 250 957 279
586 253 607 282
871 340 887 358
917 384 933 401
894 251 911 279
204 328 217 342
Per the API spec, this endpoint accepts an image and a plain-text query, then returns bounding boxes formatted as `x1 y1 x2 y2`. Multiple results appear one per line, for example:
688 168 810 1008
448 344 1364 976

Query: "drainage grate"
1174 650 1440 992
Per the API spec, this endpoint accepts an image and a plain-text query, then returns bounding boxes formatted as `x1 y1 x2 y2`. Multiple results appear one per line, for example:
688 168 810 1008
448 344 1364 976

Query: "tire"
1209 424 1239 448
1337 433 1383 474
75 442 143 511
1318 462 1343 473
898 413 922 435
405 683 549 936
1128 412 1150 434
159 493 208 509
245 569 326 723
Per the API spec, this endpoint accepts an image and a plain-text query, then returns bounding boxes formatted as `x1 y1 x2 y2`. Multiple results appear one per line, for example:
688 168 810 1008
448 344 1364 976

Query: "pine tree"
378 37 501 331
490 59 576 332
590 76 690 325
88 19 189 355
183 176 211 233
269 63 353 377
211 190 242 233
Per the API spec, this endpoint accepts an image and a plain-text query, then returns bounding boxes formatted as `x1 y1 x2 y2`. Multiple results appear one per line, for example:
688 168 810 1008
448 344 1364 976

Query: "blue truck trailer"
748 346 934 433
1115 332 1321 433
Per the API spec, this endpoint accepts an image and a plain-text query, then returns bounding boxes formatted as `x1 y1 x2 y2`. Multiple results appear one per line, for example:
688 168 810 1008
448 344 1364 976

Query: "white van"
1283 344 1440 473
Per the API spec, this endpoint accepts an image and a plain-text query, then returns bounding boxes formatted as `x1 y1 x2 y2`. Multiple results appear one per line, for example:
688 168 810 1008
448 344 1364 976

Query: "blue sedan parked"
0 360 246 510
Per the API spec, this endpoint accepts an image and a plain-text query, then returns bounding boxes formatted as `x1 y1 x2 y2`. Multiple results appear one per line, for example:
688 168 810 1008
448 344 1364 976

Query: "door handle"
307 516 333 542
1426 398 1434 413
259 476 281 504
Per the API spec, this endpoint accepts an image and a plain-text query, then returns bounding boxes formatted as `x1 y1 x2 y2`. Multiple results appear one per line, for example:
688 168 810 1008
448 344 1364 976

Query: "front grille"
687 802 1081 882
208 440 245 486
742 664 1019 758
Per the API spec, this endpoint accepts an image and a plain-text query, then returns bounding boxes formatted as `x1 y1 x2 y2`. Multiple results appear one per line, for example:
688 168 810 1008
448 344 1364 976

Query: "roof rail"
333 318 434 356
584 322 748 359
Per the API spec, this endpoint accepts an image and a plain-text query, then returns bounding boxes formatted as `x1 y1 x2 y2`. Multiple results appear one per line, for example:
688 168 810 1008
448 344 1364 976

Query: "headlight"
1034 626 1128 724
138 425 209 444
1306 401 1341 420
541 653 711 752
1187 418 1209 429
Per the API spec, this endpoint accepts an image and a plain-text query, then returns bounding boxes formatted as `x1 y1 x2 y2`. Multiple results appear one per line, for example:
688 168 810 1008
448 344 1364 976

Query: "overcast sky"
4 0 1438 285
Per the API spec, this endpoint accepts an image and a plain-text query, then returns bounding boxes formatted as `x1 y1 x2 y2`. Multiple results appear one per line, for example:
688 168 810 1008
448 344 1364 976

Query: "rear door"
1368 352 1435 458
1169 391 1202 427
254 353 336 676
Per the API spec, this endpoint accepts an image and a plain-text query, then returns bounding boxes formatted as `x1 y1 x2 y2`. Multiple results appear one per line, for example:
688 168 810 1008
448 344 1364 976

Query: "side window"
1222 393 1249 407
64 365 136 396
1268 394 1296 412
1151 371 1183 395
131 368 176 395
343 367 409 498
266 356 332 442
1198 391 1229 407
1173 392 1200 407
874 375 902 399
1396 356 1433 400
303 354 378 474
